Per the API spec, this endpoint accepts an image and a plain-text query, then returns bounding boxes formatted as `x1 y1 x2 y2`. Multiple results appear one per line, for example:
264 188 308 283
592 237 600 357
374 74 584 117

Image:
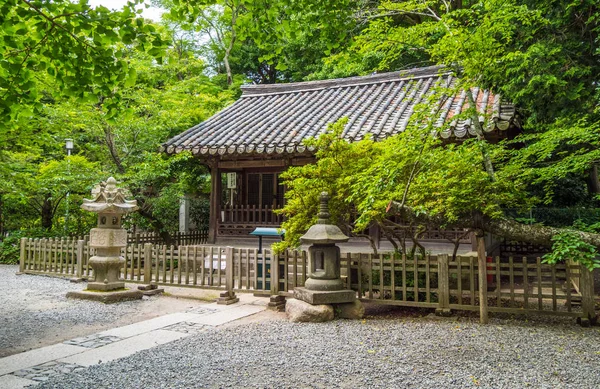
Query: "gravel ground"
35 308 600 389
0 265 207 357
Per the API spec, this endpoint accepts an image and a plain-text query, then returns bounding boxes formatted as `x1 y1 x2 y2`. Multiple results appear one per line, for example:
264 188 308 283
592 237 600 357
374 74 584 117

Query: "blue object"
249 228 285 253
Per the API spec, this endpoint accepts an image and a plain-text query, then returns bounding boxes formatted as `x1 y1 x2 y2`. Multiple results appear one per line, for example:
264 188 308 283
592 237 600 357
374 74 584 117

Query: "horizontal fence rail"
19 238 596 322
127 230 208 246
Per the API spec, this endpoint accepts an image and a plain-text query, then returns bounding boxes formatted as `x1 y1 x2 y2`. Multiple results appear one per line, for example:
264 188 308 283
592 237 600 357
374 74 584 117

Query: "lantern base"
66 288 143 303
304 277 344 291
294 287 355 305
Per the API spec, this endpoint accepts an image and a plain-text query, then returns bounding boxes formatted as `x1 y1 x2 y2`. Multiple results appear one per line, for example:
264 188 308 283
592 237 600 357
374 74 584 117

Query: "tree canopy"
2 0 600 269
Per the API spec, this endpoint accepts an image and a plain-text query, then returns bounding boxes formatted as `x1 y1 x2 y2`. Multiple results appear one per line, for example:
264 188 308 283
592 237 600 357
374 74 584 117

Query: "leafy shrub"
0 233 23 264
542 231 599 270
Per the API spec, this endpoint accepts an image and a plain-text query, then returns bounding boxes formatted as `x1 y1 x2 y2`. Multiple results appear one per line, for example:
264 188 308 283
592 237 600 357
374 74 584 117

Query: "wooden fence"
219 204 283 236
18 238 596 323
127 230 208 245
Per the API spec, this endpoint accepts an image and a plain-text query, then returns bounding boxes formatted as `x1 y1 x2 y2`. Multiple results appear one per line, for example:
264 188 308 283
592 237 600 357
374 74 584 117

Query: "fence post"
18 237 27 273
477 233 489 324
268 251 286 311
579 265 597 327
217 246 239 305
144 243 153 284
76 239 85 279
436 254 451 316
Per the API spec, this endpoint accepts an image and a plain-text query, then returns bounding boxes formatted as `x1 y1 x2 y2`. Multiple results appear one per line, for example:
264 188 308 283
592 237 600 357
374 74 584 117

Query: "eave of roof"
162 65 515 157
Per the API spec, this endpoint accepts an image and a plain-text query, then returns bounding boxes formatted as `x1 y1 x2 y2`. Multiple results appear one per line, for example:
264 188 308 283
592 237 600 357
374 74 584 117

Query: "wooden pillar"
436 254 451 316
143 243 152 284
18 237 27 273
76 239 85 279
579 265 597 327
477 232 488 324
217 246 239 305
208 161 221 244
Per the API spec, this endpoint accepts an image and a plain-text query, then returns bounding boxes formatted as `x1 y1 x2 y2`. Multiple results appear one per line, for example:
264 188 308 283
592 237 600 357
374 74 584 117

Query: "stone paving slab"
63 334 124 348
97 312 202 338
185 304 266 326
57 330 189 367
162 322 208 334
185 306 218 315
0 343 85 377
0 374 36 389
13 361 86 382
0 294 269 386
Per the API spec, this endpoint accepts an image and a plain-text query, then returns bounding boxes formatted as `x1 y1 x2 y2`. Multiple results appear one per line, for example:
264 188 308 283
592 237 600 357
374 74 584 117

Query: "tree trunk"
135 196 172 245
223 49 233 86
587 164 600 195
0 194 4 237
387 200 600 249
465 88 495 181
483 218 600 249
41 194 53 230
104 125 125 174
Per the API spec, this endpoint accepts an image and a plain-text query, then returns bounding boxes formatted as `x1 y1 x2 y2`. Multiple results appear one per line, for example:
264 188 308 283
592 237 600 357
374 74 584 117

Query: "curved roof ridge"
240 65 448 97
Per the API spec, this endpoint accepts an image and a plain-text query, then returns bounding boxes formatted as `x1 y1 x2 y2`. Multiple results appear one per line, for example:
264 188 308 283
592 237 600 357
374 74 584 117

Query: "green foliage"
369 256 435 301
0 233 22 264
275 88 528 253
543 231 599 271
162 0 361 83
0 0 167 127
1 18 229 237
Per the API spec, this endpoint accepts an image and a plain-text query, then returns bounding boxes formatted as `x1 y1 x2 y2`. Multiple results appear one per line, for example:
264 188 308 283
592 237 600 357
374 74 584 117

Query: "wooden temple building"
162 65 517 244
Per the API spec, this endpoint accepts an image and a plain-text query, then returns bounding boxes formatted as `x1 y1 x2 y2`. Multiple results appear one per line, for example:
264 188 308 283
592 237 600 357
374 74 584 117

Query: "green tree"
0 0 167 127
276 0 600 268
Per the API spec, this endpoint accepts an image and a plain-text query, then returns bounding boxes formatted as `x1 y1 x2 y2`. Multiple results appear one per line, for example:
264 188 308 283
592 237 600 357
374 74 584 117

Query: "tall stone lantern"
67 177 142 302
293 192 356 305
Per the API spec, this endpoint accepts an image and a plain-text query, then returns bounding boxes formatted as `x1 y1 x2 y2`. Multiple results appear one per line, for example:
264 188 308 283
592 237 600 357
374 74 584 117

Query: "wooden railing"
219 204 283 235
18 239 596 323
348 253 591 319
127 230 208 246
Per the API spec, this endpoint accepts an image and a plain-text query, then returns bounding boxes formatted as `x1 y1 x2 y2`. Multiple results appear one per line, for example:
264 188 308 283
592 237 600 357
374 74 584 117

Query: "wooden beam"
477 233 488 324
208 163 221 243
219 160 285 169
217 156 316 169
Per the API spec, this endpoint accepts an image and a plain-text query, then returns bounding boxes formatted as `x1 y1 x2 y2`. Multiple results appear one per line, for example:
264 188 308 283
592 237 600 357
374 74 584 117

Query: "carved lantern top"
81 177 138 215
300 192 349 245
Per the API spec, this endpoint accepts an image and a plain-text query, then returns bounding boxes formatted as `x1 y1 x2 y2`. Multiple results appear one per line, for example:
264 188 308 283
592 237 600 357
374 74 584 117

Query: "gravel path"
0 265 207 357
35 309 600 389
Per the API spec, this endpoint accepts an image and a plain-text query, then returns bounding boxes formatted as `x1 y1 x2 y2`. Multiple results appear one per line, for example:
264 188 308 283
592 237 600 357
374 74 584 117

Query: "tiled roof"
162 65 515 157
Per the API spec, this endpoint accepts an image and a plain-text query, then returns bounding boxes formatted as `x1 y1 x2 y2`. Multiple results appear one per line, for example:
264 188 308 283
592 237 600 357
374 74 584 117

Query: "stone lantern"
293 192 355 305
67 177 142 302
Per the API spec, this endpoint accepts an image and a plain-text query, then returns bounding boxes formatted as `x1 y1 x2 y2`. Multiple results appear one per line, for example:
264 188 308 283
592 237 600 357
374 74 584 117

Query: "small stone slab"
162 322 208 334
13 361 86 382
66 289 143 303
186 307 218 315
294 287 356 305
141 288 165 296
286 298 334 322
217 291 240 305
63 334 124 348
267 295 286 312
